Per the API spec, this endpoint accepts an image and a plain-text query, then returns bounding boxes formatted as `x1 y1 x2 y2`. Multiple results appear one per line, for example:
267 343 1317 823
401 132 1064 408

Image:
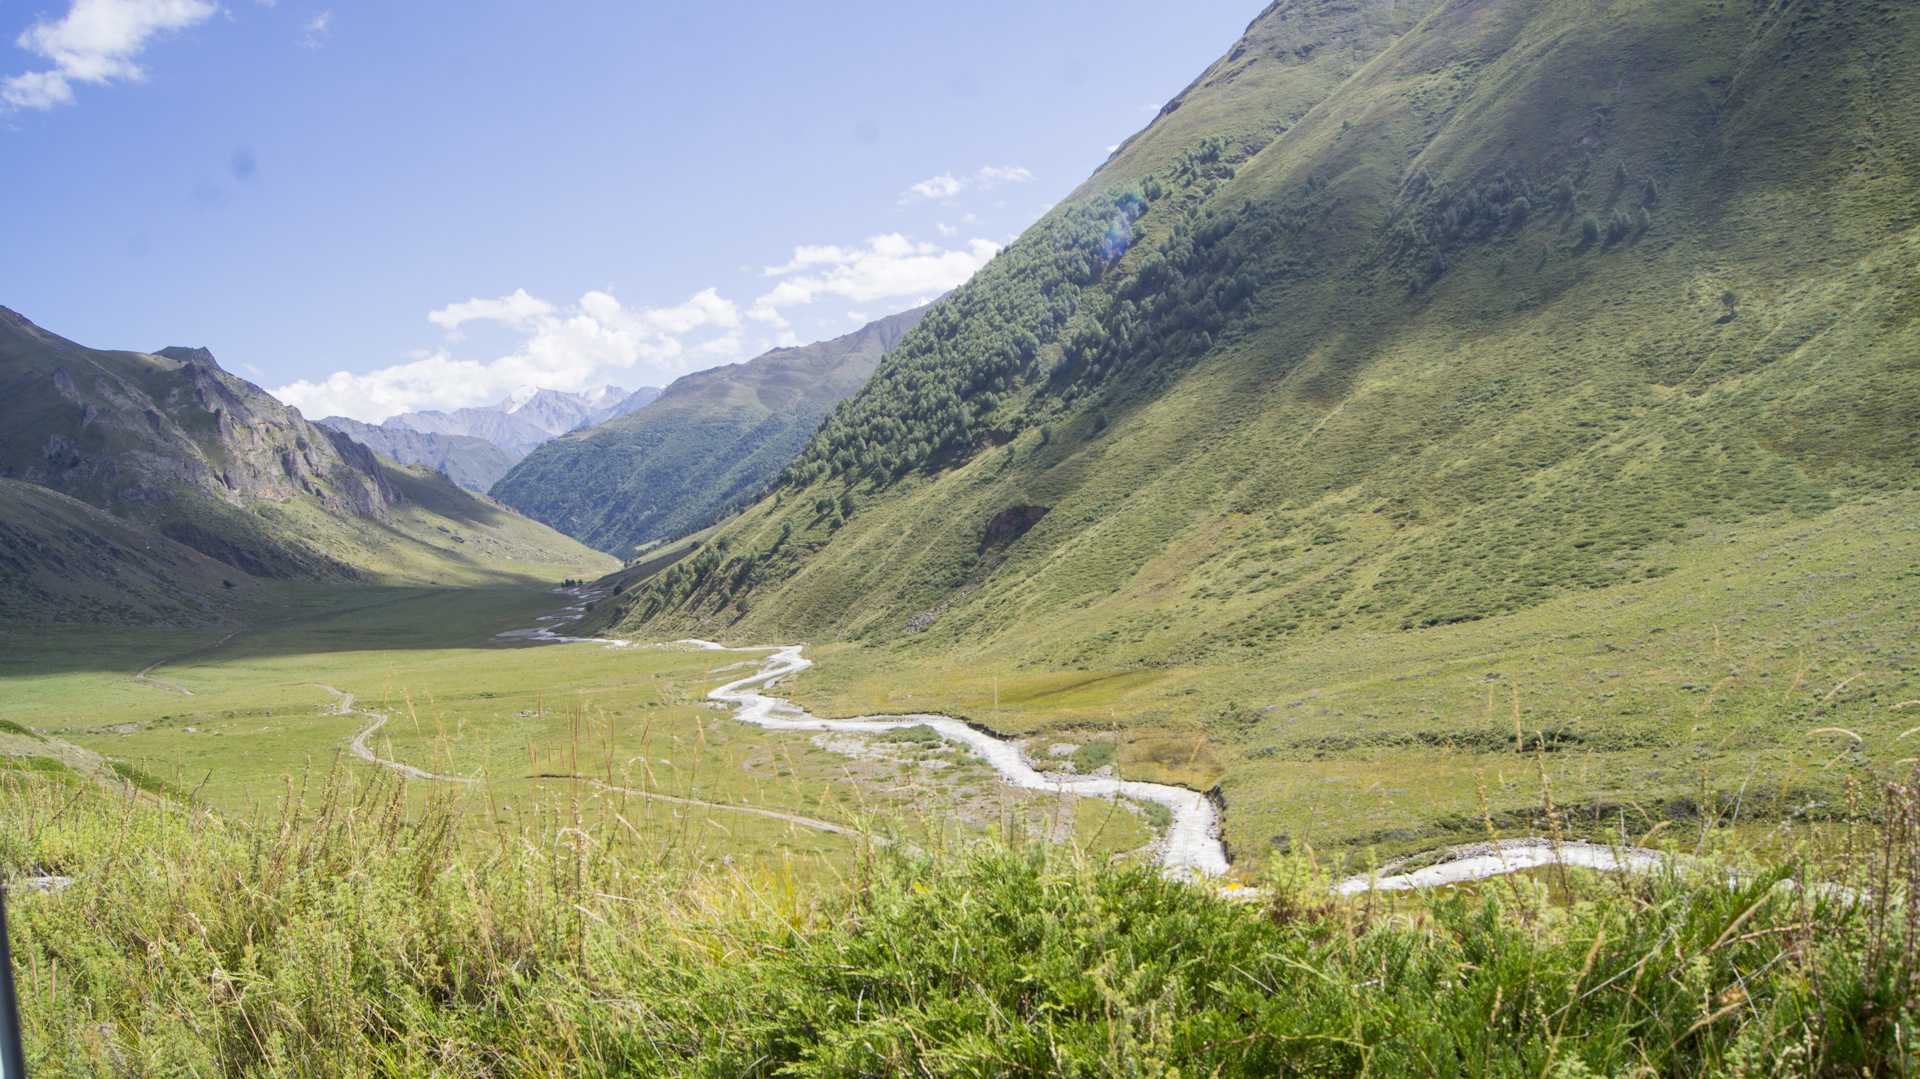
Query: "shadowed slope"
316 417 522 493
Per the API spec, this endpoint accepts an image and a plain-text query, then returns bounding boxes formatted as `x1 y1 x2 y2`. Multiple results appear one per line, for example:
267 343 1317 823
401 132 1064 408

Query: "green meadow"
775 492 1918 870
1 577 1154 872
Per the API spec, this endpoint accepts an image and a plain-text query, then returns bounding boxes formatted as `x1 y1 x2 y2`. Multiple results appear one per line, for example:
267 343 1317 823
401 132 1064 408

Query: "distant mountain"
491 302 935 554
0 306 615 614
315 416 521 493
381 384 660 456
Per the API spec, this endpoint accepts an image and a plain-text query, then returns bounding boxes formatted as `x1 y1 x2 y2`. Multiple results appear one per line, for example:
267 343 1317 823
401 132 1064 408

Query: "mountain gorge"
313 416 521 493
491 302 935 554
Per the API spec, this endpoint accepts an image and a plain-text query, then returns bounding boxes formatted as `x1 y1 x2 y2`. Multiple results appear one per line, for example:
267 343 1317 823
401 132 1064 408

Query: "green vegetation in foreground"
5 759 1919 1076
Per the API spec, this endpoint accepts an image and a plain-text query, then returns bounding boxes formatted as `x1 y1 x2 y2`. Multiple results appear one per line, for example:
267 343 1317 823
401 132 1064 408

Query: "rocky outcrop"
0 307 402 575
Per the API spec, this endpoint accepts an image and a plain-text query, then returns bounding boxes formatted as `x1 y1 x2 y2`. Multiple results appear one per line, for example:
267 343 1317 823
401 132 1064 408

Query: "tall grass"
2 760 1916 1076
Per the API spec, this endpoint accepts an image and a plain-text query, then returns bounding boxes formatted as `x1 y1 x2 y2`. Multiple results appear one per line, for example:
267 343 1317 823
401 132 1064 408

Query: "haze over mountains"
315 384 661 494
492 302 937 554
309 418 522 494
335 384 661 457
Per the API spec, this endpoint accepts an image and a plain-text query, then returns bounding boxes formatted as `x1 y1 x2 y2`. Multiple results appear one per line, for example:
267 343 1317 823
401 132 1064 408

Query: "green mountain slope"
316 415 522 492
0 307 615 611
585 0 1920 857
491 302 935 554
0 477 265 626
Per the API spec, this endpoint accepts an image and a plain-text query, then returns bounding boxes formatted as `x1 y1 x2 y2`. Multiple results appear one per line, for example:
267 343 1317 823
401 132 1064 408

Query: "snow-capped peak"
502 385 540 413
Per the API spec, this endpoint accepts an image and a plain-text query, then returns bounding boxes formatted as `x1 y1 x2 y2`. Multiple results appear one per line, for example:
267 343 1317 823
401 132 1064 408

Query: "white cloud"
274 227 998 420
427 288 554 339
275 288 745 421
749 233 997 322
905 172 964 201
935 222 957 236
297 10 331 49
975 165 1033 187
3 0 218 111
899 164 1033 203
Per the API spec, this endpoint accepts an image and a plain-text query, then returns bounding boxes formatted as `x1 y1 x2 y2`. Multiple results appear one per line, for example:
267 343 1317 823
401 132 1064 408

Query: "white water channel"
688 641 1231 878
494 587 1227 877
1330 840 1671 894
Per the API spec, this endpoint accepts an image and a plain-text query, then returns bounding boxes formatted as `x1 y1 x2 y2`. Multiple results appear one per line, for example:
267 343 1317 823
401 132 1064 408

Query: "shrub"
1581 214 1602 243
4 764 1919 1076
1070 740 1115 771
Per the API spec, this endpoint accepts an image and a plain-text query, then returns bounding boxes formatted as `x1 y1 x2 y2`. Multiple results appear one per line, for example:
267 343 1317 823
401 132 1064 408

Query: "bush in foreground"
2 763 1916 1076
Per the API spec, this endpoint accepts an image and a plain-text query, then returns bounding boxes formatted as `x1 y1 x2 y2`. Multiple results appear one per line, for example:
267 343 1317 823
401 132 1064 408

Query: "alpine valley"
5 1 1920 1075
491 301 937 554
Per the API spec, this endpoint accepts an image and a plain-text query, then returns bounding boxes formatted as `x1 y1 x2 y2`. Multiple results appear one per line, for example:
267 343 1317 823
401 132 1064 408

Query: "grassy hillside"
0 477 268 627
316 416 522 492
589 0 1920 864
491 303 934 555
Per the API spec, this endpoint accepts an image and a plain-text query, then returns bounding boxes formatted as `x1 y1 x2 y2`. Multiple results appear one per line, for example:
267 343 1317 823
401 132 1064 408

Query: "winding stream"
479 586 1702 890
688 640 1230 879
491 588 1228 877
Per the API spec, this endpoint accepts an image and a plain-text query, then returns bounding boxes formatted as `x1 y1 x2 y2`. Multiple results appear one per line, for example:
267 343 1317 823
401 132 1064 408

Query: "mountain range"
0 306 614 624
368 384 661 457
490 302 936 554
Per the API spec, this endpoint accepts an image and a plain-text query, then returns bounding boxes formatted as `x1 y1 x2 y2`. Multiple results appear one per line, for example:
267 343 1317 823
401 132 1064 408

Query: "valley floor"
3 490 1915 881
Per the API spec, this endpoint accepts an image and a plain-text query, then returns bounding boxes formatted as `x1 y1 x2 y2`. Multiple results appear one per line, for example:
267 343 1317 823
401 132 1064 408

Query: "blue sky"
1 0 1257 421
